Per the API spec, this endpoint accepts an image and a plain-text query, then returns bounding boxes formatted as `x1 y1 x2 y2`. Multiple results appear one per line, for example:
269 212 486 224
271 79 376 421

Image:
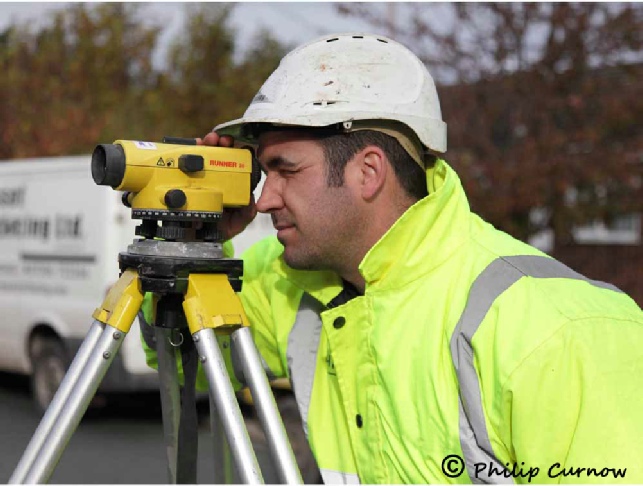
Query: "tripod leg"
156 327 182 483
193 328 264 484
9 320 105 484
210 392 236 484
22 324 127 483
11 269 143 484
183 273 265 483
233 328 303 484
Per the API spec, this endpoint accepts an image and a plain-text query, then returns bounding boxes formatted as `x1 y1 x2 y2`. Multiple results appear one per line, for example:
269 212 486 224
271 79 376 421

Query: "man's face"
255 130 362 271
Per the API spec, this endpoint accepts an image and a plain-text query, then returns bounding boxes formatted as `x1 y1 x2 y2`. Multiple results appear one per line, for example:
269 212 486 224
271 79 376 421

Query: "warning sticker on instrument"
134 141 157 150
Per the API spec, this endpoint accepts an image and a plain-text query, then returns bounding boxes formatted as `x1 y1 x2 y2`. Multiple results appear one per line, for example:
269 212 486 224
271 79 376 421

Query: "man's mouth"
274 221 296 241
274 223 294 231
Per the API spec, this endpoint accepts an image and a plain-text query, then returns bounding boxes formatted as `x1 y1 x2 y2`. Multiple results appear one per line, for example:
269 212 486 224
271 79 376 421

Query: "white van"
0 154 275 411
0 155 157 410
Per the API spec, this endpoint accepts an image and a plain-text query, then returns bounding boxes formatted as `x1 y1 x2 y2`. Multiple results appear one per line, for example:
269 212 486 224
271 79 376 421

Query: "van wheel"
30 336 68 413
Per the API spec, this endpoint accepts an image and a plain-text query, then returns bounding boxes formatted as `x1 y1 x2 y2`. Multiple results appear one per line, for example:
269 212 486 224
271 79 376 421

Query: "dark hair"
316 130 431 201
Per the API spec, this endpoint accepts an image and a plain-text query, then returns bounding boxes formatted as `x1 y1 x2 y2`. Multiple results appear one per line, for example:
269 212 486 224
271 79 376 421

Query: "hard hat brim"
214 112 446 154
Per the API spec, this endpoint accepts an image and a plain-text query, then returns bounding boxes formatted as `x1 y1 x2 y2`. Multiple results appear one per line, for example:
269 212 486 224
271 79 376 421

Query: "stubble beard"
278 185 361 276
274 210 333 271
281 240 328 271
281 222 358 277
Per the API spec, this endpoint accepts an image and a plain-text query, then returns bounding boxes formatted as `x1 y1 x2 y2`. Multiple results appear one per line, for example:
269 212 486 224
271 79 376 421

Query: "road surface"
0 372 292 483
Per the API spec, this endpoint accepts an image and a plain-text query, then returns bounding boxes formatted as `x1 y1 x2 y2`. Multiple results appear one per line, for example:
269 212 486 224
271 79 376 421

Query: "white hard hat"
215 33 447 156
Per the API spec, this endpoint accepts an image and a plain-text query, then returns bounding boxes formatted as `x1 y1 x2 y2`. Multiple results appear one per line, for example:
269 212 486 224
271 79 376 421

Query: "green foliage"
0 3 287 159
157 4 288 137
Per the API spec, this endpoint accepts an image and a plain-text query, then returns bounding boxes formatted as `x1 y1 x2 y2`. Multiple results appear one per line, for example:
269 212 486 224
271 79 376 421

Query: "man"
146 33 643 483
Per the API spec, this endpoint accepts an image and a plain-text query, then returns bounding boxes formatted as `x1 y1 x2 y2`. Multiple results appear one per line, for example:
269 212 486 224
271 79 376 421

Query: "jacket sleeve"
139 236 286 391
501 315 643 483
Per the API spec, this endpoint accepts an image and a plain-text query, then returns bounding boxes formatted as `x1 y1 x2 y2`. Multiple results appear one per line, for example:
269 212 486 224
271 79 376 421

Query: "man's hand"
197 132 258 241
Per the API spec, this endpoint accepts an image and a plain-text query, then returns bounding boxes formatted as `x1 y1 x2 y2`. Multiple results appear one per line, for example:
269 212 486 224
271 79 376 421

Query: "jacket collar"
358 159 471 291
272 159 471 300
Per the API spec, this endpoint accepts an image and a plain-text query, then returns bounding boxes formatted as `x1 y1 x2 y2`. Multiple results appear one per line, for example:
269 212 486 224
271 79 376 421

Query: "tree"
0 4 159 158
338 3 643 245
155 4 288 138
0 3 287 159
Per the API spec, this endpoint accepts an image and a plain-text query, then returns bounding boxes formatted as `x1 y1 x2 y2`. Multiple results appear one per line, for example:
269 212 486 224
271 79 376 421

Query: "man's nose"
255 176 283 213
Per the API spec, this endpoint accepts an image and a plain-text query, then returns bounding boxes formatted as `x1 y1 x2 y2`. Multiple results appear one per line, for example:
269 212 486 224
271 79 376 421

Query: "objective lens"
91 144 126 188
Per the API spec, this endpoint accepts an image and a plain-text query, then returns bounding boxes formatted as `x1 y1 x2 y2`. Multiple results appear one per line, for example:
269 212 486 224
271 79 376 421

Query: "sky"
0 2 383 67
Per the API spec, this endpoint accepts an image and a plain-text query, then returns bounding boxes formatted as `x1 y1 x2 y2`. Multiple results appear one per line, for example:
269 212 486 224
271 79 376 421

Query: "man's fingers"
219 135 234 147
202 132 220 146
201 132 234 147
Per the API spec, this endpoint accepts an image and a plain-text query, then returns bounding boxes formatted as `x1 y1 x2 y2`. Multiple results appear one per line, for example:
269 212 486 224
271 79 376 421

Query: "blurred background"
0 1 641 483
0 1 640 297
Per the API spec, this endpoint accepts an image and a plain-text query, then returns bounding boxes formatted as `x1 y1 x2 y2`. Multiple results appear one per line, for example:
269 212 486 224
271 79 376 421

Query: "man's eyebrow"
261 156 299 171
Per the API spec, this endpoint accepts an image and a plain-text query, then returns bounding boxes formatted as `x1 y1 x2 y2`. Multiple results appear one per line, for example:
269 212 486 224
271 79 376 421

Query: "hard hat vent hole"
327 38 339 43
377 39 388 43
313 101 337 106
352 35 364 39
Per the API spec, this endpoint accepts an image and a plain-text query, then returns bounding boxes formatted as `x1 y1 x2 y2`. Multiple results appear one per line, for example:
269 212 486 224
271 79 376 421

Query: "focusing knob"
179 154 204 173
164 189 187 209
156 224 187 240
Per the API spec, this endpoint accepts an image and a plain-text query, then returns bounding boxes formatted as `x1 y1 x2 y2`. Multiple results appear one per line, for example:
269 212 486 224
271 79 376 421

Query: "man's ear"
359 146 388 201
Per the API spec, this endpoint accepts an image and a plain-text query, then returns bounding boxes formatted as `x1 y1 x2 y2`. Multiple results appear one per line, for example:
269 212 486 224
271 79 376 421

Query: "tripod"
9 234 303 484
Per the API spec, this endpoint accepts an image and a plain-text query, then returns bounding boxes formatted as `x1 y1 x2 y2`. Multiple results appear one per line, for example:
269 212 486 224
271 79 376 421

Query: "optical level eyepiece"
92 144 126 188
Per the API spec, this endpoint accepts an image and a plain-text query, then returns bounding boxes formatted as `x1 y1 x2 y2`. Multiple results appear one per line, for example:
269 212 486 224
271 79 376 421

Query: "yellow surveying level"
10 137 302 484
92 138 259 214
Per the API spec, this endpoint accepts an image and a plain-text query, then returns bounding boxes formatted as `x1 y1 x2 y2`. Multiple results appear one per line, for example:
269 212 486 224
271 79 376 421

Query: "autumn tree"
0 4 159 158
339 3 643 245
0 3 287 159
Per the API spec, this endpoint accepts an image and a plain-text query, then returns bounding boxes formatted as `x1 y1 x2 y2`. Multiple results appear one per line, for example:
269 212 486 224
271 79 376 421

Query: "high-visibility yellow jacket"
143 159 643 484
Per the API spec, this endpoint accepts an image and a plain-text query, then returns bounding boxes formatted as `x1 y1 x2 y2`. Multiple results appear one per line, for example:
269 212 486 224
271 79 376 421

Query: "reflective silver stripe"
287 293 324 437
502 255 622 293
320 468 361 484
450 255 622 483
